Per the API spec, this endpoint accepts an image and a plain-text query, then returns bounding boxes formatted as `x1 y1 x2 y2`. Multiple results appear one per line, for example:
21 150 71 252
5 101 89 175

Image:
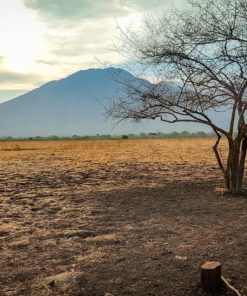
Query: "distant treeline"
0 131 212 141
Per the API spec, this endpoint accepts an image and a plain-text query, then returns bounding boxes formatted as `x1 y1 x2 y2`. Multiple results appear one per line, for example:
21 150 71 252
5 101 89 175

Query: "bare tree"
109 0 247 193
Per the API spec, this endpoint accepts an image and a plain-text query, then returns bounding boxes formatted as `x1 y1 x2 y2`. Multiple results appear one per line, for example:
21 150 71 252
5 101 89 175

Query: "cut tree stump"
201 261 222 292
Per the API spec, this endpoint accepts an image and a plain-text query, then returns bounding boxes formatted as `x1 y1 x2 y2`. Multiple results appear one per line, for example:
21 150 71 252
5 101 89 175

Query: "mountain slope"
0 67 225 137
0 67 131 137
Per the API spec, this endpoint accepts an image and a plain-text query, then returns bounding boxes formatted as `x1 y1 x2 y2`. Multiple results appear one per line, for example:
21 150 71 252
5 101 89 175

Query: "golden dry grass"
0 138 225 165
0 138 228 193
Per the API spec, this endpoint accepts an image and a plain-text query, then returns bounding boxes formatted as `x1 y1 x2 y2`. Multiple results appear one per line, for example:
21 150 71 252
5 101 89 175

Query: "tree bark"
239 136 247 186
212 131 230 190
213 135 246 193
225 138 246 193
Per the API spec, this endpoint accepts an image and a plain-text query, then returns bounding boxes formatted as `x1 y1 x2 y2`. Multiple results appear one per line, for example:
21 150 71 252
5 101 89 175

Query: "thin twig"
221 276 242 296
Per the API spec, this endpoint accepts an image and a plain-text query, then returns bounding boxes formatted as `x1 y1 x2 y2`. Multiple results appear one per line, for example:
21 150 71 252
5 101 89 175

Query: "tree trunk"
213 133 246 193
239 136 247 187
225 138 247 193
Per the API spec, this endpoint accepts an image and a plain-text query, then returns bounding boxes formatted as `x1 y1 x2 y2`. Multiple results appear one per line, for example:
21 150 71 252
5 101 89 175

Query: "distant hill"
0 67 227 137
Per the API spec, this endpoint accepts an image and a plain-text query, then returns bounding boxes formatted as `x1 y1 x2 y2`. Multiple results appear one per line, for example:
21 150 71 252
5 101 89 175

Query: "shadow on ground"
1 178 246 296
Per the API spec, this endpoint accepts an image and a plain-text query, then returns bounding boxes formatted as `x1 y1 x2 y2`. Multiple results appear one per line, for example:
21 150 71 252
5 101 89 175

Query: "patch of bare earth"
0 139 246 296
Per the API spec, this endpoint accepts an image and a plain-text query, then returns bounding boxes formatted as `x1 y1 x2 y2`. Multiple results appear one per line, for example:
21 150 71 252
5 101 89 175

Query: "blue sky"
0 0 185 102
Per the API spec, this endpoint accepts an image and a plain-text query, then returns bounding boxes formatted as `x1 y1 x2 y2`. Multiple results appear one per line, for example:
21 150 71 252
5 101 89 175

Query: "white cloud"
0 1 47 72
23 0 159 21
0 0 186 101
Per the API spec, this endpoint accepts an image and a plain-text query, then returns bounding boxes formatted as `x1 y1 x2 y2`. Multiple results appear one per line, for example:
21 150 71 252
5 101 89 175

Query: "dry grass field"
0 138 246 296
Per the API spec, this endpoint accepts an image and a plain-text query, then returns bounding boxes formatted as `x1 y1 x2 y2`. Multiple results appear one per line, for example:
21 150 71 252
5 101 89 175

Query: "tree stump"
201 261 222 292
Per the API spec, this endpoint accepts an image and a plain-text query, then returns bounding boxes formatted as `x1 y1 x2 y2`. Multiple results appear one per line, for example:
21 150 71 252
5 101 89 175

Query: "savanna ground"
0 138 246 296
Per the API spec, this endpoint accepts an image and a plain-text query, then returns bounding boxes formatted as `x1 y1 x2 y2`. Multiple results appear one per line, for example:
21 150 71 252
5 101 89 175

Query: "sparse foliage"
109 0 247 193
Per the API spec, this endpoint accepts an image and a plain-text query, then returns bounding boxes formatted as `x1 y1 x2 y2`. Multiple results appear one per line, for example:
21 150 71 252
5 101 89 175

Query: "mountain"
0 67 224 137
0 67 131 137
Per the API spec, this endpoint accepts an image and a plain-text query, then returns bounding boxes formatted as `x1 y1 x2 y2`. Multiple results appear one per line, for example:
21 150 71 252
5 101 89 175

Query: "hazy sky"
0 0 185 102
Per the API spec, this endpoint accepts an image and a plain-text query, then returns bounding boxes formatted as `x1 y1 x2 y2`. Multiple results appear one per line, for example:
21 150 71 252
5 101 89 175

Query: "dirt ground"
0 139 246 296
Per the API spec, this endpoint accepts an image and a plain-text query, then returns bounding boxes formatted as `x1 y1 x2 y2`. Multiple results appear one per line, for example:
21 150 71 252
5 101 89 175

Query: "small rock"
175 255 187 260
